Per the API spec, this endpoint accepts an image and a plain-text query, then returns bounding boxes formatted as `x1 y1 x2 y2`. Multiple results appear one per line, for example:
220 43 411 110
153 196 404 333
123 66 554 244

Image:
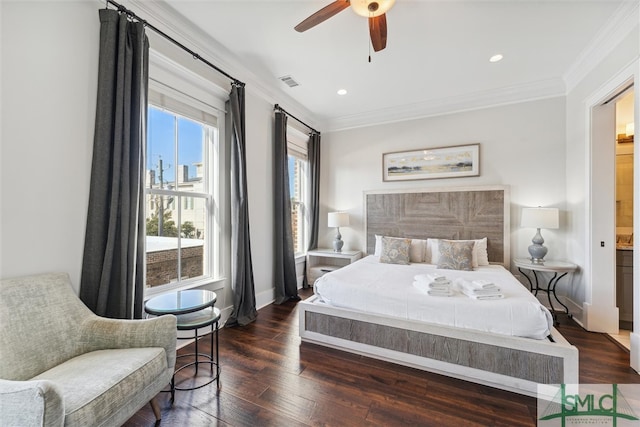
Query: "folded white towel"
428 289 455 297
413 281 455 296
468 288 502 295
455 278 502 296
462 291 504 300
428 282 451 290
415 273 448 283
470 279 497 290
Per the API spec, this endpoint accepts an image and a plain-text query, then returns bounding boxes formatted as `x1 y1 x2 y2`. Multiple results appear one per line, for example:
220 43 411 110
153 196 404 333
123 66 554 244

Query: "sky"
149 105 297 194
147 106 204 184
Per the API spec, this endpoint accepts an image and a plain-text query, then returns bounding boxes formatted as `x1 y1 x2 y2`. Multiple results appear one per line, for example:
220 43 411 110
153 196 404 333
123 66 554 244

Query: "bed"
298 185 578 397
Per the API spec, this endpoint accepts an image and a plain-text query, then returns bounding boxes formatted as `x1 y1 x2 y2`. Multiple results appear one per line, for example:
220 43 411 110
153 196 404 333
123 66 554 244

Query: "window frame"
144 49 227 298
287 126 311 257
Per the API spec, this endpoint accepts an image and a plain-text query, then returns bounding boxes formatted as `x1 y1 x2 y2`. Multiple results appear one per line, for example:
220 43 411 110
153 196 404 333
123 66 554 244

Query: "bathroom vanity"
616 245 633 329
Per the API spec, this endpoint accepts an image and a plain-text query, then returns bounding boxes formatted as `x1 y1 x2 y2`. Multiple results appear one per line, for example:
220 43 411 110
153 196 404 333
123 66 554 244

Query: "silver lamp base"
528 228 548 264
333 228 343 253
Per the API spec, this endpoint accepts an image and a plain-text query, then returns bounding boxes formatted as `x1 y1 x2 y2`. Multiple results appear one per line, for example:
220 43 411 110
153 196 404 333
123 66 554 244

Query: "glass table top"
144 289 217 316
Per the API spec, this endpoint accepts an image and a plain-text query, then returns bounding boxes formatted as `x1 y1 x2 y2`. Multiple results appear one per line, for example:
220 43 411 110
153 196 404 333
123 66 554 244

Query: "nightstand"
306 249 362 284
513 258 578 325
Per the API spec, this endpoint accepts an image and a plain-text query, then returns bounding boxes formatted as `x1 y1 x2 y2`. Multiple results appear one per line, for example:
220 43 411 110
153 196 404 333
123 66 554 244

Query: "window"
287 127 310 255
145 104 218 291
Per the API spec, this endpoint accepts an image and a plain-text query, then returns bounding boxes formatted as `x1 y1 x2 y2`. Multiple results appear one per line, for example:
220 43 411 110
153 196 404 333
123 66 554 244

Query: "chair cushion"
31 347 167 426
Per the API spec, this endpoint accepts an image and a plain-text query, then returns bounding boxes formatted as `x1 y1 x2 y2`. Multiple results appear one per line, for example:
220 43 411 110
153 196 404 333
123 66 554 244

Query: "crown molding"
325 78 566 132
123 0 323 130
563 1 639 93
327 1 639 132
112 0 636 135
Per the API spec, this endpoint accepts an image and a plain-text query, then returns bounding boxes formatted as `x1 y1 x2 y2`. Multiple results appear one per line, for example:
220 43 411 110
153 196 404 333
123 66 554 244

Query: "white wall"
245 91 277 308
1 1 98 290
319 97 569 280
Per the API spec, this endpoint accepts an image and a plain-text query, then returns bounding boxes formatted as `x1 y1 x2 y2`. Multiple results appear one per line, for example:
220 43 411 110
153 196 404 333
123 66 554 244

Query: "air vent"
279 75 300 88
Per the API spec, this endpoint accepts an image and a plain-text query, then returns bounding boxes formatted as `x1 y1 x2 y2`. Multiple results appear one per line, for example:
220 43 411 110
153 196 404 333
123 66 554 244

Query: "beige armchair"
0 273 177 426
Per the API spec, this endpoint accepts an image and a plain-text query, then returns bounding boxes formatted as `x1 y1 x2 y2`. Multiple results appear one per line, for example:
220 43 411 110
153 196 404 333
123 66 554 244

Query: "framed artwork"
382 143 480 182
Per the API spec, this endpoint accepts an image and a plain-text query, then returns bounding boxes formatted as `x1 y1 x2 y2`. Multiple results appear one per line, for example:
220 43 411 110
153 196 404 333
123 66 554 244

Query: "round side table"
144 289 220 401
513 258 577 325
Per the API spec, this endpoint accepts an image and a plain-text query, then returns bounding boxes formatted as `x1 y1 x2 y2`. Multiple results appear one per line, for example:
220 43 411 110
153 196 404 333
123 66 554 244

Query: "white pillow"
427 237 489 267
375 235 425 263
411 238 427 263
374 234 383 256
427 238 440 264
473 237 489 265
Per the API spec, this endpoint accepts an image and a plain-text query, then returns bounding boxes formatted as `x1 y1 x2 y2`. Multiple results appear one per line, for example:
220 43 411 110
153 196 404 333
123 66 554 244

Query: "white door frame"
585 61 639 370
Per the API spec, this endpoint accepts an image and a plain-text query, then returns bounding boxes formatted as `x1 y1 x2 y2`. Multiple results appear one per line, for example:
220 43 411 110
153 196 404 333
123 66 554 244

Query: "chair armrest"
0 379 64 427
81 314 177 371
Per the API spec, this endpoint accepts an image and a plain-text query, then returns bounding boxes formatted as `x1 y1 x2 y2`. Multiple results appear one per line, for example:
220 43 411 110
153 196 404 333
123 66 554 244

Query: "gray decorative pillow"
437 239 474 271
380 236 411 265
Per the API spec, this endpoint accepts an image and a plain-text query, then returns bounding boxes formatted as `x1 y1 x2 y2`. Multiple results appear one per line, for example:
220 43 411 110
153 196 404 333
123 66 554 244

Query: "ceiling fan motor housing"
351 0 395 17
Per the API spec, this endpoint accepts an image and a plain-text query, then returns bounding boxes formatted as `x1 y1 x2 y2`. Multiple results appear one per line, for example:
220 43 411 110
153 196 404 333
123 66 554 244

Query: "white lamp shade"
521 207 559 229
328 212 350 227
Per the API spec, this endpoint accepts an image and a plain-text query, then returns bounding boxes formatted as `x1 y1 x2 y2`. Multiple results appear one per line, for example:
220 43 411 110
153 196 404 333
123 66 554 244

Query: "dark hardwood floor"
125 288 638 426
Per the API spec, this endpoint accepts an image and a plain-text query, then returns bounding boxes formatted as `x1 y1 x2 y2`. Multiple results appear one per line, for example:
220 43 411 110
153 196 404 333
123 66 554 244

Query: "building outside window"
145 105 218 290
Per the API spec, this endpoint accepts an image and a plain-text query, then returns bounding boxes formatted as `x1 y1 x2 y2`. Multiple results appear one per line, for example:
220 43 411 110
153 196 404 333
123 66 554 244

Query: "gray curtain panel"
303 132 321 287
273 112 299 304
226 84 258 326
80 9 148 319
306 132 321 250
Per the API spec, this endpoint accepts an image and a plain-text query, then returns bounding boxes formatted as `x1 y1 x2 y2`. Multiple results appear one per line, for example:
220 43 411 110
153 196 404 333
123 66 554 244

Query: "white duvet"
313 255 553 340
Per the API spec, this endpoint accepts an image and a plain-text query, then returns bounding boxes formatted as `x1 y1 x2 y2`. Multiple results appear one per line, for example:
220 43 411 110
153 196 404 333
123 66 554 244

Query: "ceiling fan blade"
295 0 350 32
369 14 387 52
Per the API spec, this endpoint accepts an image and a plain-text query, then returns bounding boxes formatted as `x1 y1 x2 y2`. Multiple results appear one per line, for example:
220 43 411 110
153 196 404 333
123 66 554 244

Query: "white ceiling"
158 0 632 131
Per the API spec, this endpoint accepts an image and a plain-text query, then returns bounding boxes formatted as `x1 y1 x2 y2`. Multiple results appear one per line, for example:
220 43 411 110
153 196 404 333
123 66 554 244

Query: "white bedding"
313 255 553 340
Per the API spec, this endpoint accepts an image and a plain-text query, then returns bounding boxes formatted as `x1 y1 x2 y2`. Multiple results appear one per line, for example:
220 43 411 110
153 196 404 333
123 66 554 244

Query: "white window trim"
145 48 227 297
287 125 311 256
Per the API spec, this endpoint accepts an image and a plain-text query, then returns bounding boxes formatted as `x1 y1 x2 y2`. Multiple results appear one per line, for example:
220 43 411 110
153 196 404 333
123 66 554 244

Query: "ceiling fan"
295 0 396 53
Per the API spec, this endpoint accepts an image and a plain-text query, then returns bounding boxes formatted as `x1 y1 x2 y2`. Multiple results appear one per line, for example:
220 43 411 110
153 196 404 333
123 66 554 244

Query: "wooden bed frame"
299 185 578 397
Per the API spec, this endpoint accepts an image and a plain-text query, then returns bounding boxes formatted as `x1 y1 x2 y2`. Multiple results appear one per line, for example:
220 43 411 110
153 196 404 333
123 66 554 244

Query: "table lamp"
521 207 559 264
328 212 350 253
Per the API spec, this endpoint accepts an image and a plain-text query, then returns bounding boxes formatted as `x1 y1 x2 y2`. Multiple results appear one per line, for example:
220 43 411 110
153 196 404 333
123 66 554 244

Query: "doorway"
610 87 635 350
587 64 638 370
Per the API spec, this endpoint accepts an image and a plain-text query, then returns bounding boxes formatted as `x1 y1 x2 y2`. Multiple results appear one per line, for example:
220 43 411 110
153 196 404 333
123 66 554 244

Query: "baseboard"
256 277 306 310
256 287 275 310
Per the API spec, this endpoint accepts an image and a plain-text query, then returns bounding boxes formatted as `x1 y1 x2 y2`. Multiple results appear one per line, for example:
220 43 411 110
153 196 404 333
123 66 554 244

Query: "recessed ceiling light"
337 89 347 96
489 54 503 63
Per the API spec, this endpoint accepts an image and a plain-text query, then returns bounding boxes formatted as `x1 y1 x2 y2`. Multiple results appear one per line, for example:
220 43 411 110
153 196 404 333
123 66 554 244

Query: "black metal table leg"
532 270 541 296
549 272 570 315
518 267 534 292
545 272 559 320
513 258 578 328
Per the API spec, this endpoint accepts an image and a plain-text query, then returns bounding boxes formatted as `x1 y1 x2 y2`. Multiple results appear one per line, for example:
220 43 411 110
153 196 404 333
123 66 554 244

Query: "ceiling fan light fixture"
351 0 395 18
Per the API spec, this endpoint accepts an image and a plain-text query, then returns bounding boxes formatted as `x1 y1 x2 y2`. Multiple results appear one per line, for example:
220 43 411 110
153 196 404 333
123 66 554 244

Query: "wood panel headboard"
364 185 510 267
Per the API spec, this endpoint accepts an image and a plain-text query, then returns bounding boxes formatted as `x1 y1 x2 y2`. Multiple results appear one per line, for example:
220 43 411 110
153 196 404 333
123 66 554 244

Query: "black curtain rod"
274 104 320 135
106 0 244 87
